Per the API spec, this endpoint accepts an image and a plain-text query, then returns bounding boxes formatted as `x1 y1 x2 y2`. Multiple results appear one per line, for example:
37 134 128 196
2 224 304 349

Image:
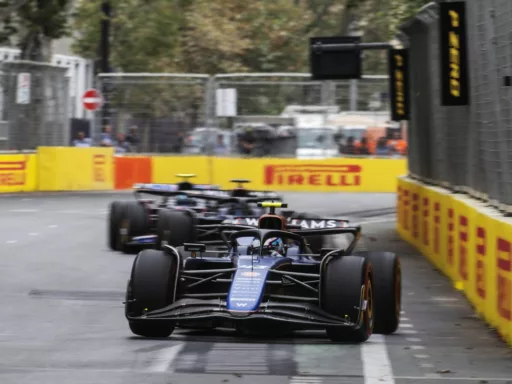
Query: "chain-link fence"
399 0 512 211
0 60 69 150
94 74 212 153
93 72 395 156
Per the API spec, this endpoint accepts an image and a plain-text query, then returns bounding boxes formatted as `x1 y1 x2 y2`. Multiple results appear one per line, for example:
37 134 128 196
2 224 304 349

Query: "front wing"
126 298 358 328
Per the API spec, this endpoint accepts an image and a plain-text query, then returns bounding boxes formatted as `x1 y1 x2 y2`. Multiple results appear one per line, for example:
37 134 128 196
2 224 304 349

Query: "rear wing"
223 216 350 229
133 183 221 197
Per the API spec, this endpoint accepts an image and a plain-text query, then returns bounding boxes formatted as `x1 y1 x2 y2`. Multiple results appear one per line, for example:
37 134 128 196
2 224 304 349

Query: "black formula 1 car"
108 175 283 253
124 201 402 342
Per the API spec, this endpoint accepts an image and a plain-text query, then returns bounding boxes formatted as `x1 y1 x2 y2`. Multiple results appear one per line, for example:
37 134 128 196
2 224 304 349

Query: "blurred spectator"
340 136 357 155
126 126 139 151
115 132 131 153
214 134 228 155
173 130 185 153
100 125 113 147
387 131 406 156
73 131 92 147
239 128 255 155
358 137 371 155
375 137 391 156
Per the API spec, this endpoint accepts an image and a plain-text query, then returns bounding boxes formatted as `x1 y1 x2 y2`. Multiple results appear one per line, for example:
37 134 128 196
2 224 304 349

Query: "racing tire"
291 212 324 253
157 209 195 248
126 249 178 338
108 201 126 251
118 202 151 254
321 255 374 343
353 251 401 334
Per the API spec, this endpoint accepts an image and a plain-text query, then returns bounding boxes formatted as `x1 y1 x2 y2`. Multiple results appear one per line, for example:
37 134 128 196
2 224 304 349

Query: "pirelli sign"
439 1 470 106
388 49 410 121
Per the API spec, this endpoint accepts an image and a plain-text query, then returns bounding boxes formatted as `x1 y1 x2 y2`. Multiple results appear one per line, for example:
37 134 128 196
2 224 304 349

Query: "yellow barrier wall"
397 177 512 344
211 157 407 192
151 156 212 184
37 147 114 191
0 153 37 193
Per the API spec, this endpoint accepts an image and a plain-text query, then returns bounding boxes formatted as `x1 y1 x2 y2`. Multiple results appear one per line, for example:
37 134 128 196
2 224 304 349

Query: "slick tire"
157 209 195 248
126 249 178 338
353 251 401 334
118 202 151 254
291 212 324 253
321 255 374 343
108 201 126 251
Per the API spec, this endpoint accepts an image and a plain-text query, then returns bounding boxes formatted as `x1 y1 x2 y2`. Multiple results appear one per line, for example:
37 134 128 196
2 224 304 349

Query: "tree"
72 0 185 73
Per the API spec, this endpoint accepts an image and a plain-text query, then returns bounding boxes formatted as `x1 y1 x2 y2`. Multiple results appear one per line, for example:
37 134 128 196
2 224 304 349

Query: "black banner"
439 1 470 106
388 49 410 121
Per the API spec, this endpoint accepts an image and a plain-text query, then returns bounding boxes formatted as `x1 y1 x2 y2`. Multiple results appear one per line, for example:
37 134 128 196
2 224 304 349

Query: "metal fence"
93 73 390 153
398 0 512 212
0 60 69 150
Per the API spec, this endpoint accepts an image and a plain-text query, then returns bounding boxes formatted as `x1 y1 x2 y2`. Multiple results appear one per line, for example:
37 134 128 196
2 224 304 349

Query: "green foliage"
0 0 71 60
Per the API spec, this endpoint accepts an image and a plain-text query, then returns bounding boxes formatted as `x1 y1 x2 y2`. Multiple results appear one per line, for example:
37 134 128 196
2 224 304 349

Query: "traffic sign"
82 88 104 111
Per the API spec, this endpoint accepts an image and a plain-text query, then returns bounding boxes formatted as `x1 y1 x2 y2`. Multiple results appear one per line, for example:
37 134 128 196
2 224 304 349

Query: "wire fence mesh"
0 61 69 150
399 0 512 211
94 74 212 153
92 73 395 156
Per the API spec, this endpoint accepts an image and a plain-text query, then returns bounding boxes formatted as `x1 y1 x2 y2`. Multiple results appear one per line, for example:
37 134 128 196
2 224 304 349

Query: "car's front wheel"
125 248 179 337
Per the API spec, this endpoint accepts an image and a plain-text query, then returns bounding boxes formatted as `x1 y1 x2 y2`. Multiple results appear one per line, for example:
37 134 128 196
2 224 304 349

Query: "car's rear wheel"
118 202 151 253
353 251 401 334
157 209 196 248
126 248 179 337
108 201 126 251
321 255 374 342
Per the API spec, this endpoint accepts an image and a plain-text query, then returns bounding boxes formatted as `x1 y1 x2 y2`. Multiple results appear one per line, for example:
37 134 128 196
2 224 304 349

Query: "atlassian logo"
224 217 348 229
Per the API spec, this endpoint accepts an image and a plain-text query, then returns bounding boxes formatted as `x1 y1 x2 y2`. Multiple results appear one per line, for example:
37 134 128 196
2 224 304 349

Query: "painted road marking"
406 338 422 342
414 354 430 359
361 334 395 384
8 209 40 213
6 240 17 244
410 345 425 350
400 330 418 334
148 343 184 372
400 323 414 328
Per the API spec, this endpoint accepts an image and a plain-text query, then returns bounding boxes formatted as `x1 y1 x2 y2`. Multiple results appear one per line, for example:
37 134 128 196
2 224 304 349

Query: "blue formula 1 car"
108 175 283 253
124 201 402 342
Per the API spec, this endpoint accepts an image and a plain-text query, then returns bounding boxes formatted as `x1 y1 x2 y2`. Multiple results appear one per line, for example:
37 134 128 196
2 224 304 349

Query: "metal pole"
100 1 111 126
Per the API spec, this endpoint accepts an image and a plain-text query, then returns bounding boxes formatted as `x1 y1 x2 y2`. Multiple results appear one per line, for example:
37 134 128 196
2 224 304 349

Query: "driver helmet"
266 237 285 255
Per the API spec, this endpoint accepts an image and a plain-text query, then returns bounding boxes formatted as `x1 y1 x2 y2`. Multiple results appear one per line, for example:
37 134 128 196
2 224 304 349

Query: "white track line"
362 334 395 384
148 343 184 372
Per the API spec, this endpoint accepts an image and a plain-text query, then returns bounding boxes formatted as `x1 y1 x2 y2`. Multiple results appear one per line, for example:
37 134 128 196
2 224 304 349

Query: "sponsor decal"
230 217 347 229
422 196 429 246
476 226 486 299
403 189 409 230
497 238 511 320
458 215 469 280
412 192 419 239
93 154 106 182
241 271 260 277
447 208 455 266
236 302 248 307
238 265 267 269
388 48 410 121
0 155 28 186
439 1 469 106
264 164 361 187
433 202 440 255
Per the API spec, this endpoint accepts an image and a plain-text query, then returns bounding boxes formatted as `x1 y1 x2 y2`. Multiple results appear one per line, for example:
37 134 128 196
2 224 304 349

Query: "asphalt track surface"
1 192 512 384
